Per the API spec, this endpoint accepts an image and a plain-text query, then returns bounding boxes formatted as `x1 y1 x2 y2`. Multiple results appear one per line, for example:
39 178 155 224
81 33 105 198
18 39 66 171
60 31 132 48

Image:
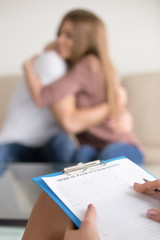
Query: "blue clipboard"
32 156 156 228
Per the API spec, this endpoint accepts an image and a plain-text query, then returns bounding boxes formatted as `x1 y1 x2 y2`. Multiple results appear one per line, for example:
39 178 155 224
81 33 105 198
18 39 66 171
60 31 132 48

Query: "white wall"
0 0 160 76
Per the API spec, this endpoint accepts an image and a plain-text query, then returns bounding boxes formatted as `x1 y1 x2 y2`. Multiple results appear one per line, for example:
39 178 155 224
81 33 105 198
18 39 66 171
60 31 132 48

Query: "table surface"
142 163 160 178
0 226 25 240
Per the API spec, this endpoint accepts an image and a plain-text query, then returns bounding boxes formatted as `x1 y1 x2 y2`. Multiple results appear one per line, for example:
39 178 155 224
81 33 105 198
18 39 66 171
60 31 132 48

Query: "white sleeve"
33 50 67 85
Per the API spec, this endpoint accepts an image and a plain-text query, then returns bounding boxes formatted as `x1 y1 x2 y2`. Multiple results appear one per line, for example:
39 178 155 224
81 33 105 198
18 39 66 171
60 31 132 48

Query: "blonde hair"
57 9 119 118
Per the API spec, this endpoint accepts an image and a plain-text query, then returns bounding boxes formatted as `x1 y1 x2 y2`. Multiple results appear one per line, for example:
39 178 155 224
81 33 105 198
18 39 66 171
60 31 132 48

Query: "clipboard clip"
63 160 106 175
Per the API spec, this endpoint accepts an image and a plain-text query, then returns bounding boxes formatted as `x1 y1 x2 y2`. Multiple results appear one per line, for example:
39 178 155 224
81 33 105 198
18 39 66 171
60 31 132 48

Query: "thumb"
84 204 96 222
147 209 160 222
81 204 100 240
63 220 77 240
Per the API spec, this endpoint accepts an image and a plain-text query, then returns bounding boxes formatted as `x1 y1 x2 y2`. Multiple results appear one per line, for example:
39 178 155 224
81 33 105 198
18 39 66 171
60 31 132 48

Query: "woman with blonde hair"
24 9 144 165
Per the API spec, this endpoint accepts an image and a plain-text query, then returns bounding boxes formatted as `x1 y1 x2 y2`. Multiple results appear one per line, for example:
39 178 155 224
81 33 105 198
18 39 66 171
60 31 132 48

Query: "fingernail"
88 204 94 209
134 182 140 185
147 210 157 218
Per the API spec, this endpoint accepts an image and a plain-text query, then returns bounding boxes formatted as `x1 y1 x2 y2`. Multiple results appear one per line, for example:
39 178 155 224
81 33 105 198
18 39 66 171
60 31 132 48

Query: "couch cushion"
0 75 20 128
122 72 160 163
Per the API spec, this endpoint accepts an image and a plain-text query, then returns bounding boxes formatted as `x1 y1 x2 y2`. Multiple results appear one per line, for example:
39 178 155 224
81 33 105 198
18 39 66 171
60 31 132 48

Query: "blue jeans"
73 142 144 165
0 132 77 176
97 142 144 164
0 136 144 175
73 144 98 163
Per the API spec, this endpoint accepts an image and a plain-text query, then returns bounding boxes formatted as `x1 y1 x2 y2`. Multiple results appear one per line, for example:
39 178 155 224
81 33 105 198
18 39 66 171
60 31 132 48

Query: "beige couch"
0 73 160 164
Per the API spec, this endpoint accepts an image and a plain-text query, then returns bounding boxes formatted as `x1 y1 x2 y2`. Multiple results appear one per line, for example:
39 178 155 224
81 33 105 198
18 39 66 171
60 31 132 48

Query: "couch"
0 73 160 163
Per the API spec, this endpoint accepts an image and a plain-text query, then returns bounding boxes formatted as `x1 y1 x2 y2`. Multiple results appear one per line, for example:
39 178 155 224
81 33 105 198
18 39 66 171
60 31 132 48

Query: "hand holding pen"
134 179 160 222
142 178 160 193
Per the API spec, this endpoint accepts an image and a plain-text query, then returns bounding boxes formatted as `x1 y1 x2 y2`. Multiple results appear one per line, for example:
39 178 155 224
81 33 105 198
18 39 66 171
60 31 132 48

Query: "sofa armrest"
122 72 160 163
0 75 20 128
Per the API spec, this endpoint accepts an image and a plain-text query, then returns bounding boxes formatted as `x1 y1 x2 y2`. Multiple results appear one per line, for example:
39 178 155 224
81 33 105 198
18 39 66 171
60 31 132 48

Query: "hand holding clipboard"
33 157 160 240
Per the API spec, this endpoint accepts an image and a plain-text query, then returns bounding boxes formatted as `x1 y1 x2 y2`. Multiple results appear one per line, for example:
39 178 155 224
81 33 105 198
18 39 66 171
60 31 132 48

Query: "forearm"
68 104 110 133
116 85 128 108
23 58 43 106
52 99 110 134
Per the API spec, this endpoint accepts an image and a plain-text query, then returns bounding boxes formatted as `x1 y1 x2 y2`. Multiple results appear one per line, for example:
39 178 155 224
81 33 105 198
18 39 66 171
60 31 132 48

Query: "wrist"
23 61 32 71
24 56 37 70
104 103 110 117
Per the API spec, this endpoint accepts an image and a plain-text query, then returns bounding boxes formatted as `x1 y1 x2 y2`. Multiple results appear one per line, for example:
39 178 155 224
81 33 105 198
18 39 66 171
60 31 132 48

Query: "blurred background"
0 0 160 239
0 0 160 76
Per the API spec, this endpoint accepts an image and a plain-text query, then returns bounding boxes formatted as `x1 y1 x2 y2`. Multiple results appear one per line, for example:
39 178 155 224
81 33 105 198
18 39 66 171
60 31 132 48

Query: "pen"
143 178 160 193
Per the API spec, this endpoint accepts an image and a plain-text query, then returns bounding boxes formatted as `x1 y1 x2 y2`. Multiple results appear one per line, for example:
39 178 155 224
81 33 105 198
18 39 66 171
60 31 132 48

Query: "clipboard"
33 156 159 240
33 158 110 227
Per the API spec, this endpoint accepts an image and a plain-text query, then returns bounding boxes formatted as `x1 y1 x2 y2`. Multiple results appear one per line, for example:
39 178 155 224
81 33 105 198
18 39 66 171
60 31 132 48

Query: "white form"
42 158 160 240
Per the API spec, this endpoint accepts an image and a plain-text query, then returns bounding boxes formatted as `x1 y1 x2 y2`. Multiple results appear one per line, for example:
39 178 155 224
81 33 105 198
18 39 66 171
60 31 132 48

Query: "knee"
73 145 97 163
0 145 11 162
50 133 75 147
97 142 144 164
0 147 10 175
